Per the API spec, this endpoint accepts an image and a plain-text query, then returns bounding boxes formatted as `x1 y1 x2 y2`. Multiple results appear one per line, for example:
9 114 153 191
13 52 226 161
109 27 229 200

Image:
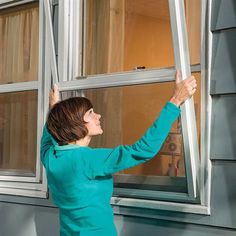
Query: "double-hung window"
0 0 47 197
44 0 208 214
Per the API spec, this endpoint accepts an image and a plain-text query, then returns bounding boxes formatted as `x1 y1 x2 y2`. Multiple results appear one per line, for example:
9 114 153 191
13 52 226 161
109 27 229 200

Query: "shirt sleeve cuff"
165 101 181 116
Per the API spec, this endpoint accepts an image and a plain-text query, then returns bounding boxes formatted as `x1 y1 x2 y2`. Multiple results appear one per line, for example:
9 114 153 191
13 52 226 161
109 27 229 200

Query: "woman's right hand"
49 84 60 108
170 70 197 107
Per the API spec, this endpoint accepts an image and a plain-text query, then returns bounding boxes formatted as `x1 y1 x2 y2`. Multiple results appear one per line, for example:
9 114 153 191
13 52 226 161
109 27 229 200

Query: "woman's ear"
83 113 89 123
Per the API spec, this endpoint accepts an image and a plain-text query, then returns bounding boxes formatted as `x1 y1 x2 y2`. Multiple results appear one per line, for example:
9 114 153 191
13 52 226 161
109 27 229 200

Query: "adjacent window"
0 2 47 197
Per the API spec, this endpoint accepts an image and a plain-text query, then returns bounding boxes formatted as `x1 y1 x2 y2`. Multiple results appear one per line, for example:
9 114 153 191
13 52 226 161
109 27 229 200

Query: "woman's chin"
94 129 103 136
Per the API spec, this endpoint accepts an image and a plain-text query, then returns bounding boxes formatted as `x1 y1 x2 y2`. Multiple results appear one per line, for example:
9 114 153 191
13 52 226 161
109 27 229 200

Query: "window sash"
56 67 200 202
0 84 42 183
168 0 200 198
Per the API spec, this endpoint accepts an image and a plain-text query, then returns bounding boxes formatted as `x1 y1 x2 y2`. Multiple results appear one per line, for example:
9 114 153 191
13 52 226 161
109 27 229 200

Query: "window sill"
111 197 210 215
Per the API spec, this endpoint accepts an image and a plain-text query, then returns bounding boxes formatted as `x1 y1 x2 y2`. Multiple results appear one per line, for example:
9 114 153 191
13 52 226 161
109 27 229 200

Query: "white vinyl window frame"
42 0 212 215
0 0 48 198
0 0 212 214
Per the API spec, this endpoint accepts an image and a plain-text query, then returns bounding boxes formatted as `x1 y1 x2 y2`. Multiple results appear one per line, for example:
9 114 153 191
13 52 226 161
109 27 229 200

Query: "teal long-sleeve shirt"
40 102 180 236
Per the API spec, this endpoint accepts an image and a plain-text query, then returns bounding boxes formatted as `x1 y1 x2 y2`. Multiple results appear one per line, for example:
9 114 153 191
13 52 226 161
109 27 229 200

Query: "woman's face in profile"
83 108 103 137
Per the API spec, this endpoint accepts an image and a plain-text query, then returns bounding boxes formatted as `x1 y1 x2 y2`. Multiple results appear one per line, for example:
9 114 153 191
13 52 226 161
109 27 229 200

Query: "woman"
41 70 196 236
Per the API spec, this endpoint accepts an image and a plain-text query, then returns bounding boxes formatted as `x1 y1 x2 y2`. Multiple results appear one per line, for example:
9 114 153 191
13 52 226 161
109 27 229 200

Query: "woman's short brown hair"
47 97 93 145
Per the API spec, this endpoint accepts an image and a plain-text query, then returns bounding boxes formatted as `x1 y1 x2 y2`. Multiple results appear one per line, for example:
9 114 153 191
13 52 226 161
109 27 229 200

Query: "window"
0 1 47 197
51 0 206 210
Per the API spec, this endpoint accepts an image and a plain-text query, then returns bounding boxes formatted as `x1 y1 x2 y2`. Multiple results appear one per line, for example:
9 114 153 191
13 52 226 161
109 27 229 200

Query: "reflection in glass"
84 0 175 75
0 91 38 176
0 3 39 84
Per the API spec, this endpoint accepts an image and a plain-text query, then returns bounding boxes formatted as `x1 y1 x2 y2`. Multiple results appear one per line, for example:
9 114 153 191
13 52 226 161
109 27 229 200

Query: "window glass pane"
84 0 175 76
0 3 39 85
0 90 37 176
185 0 201 64
61 75 201 194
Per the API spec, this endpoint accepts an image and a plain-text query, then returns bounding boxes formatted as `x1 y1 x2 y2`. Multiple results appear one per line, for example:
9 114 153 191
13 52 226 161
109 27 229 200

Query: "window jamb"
199 0 212 208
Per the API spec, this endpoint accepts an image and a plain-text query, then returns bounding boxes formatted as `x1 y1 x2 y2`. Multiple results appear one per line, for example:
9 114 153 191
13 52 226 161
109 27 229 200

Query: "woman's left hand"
49 84 60 108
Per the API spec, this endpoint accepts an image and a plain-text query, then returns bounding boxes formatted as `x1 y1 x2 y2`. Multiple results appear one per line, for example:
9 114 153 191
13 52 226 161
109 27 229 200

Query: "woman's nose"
97 113 101 119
